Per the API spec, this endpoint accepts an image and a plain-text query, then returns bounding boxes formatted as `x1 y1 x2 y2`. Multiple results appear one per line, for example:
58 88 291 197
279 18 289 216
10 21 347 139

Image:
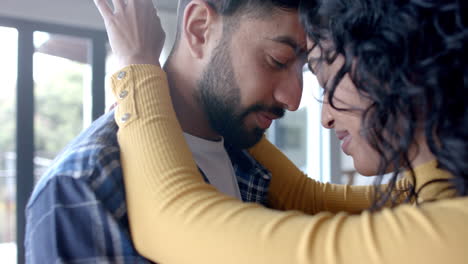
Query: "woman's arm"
249 138 373 213
112 65 467 264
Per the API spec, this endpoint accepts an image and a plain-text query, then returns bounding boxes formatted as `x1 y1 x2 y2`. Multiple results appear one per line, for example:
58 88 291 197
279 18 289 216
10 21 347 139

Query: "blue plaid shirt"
25 111 271 264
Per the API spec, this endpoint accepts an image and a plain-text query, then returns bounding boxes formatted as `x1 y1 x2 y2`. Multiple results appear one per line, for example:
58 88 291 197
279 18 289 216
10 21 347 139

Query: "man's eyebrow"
269 36 307 56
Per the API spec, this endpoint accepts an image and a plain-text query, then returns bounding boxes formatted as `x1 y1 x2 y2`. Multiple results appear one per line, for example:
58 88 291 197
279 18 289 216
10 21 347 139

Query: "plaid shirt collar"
225 144 272 205
197 144 272 206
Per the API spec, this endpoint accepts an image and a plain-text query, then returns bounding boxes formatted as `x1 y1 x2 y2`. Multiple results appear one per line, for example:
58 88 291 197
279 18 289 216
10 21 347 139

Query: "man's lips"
256 112 279 130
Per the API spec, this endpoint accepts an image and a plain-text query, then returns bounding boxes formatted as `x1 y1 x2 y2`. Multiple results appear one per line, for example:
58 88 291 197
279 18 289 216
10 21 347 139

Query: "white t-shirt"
183 133 242 200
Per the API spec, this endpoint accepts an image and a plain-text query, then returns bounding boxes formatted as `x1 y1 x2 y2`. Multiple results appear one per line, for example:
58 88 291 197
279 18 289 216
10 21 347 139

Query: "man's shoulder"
24 112 148 263
28 111 124 208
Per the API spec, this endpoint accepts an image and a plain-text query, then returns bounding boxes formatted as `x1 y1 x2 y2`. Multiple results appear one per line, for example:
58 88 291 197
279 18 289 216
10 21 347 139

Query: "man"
25 0 306 262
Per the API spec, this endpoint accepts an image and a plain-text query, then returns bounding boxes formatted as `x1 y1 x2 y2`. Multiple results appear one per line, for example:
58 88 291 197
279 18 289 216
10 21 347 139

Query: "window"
267 70 331 182
33 32 91 180
0 26 18 264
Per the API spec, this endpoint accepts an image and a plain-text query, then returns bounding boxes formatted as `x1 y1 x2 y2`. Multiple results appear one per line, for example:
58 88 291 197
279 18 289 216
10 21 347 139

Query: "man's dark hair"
174 0 301 45
181 0 301 16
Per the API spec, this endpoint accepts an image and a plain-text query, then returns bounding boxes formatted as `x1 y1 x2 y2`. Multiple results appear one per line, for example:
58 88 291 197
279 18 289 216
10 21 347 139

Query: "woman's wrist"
117 55 161 69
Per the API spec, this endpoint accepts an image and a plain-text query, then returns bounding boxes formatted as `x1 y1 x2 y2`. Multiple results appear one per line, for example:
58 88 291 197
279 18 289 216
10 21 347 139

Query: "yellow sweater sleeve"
112 65 468 264
250 138 383 214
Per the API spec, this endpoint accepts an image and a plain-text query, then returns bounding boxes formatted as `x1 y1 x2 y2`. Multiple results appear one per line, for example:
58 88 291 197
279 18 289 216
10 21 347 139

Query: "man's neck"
163 55 221 142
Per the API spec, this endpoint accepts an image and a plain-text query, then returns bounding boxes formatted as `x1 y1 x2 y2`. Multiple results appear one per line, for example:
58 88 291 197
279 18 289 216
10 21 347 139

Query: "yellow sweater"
112 65 468 264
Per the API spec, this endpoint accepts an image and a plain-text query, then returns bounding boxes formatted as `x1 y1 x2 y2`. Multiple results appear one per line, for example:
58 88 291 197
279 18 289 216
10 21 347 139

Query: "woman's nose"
321 102 335 129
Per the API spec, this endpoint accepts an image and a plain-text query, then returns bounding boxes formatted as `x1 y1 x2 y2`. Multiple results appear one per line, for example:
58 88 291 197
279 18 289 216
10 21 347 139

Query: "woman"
96 0 467 263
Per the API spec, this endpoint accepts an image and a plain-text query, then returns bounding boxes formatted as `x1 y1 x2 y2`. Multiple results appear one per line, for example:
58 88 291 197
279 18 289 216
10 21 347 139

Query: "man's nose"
274 69 303 111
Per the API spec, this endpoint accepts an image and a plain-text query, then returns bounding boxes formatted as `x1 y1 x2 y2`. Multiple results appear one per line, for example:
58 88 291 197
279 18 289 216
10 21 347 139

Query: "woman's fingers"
113 0 126 13
94 0 113 18
95 0 166 67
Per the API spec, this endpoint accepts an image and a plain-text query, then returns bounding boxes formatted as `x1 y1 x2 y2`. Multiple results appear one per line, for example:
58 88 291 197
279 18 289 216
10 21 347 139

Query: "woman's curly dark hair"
300 0 467 209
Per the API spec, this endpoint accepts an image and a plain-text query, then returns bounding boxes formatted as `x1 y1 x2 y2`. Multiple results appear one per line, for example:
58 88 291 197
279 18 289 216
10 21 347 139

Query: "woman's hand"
94 0 166 68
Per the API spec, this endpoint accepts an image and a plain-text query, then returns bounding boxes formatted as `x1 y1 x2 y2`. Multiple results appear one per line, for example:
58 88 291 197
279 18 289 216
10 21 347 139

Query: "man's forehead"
247 14 305 42
269 35 307 55
234 8 306 53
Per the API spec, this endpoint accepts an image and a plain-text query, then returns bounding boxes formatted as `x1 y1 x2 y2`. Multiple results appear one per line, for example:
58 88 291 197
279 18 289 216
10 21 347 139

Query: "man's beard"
195 39 285 149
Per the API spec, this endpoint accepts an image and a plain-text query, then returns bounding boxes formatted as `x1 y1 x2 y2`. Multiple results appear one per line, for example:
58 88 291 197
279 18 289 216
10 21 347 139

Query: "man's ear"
182 0 220 59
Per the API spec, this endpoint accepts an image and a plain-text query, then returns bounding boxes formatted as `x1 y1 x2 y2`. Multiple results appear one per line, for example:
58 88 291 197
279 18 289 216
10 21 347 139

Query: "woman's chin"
353 159 378 177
